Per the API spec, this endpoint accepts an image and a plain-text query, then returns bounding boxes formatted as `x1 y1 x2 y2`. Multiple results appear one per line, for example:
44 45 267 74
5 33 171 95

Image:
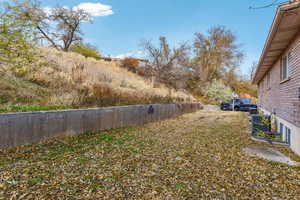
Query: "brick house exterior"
253 1 300 155
258 32 300 126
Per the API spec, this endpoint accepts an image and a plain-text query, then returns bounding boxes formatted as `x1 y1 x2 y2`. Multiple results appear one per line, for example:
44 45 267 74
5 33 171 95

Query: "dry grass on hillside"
1 48 195 110
35 49 194 104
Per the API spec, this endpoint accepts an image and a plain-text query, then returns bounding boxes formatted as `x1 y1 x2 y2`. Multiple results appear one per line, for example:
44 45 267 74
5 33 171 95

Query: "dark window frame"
280 52 291 81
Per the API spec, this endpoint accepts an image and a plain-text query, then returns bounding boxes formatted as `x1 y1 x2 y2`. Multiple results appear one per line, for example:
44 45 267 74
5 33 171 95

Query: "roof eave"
252 1 300 84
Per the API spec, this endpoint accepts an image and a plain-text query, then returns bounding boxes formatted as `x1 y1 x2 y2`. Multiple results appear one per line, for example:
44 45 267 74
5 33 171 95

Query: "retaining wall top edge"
0 102 201 116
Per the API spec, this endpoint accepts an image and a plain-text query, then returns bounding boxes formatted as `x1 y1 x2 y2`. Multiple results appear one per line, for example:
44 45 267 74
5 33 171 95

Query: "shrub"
70 43 101 60
93 83 113 97
121 57 139 72
202 79 232 104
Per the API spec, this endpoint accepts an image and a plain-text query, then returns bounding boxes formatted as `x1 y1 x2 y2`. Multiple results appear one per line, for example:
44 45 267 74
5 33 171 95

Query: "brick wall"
258 32 300 127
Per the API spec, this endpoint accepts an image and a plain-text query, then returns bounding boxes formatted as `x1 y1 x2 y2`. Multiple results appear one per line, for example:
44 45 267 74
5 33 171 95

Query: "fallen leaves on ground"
0 110 300 199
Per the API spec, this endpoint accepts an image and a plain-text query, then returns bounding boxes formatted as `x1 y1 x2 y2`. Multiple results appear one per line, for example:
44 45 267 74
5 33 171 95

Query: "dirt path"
1 110 300 199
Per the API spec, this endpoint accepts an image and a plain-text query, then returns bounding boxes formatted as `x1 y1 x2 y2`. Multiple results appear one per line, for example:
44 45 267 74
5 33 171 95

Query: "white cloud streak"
44 2 114 17
114 51 145 59
74 2 113 17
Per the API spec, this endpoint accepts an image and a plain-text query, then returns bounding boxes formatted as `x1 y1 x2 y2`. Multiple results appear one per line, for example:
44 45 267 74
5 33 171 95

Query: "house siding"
258 32 300 128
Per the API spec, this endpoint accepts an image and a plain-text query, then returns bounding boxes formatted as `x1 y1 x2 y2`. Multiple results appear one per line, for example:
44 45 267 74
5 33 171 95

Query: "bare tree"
10 0 91 51
141 36 191 88
249 61 258 80
49 7 91 51
193 26 244 83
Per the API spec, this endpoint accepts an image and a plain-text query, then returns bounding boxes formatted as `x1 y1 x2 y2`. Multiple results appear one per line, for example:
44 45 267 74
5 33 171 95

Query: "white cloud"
114 51 145 59
114 53 133 59
43 7 53 15
74 2 113 17
43 2 113 18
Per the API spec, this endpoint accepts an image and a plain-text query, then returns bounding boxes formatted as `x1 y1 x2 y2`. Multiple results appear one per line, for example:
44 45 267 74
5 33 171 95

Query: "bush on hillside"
121 57 139 72
70 43 101 60
233 80 258 98
202 79 232 104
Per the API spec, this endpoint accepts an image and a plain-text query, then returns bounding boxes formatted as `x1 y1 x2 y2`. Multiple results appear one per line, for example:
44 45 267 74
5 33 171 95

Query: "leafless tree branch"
141 36 191 88
12 1 92 51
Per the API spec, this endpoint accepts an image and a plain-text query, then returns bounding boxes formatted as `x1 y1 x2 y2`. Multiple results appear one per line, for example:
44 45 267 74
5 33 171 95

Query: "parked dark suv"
220 98 257 112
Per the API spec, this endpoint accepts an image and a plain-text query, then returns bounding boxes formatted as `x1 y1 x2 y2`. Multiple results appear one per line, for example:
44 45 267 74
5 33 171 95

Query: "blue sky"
41 0 279 75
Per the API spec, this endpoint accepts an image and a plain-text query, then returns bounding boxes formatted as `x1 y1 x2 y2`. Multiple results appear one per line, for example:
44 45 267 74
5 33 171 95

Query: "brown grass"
1 47 196 110
21 48 195 107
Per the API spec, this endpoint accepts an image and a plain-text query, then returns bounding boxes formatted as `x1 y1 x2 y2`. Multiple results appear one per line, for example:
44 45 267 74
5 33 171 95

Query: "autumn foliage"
121 58 140 73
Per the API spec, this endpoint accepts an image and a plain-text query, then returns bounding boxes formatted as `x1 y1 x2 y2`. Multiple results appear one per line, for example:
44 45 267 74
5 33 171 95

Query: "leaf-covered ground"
1 110 300 199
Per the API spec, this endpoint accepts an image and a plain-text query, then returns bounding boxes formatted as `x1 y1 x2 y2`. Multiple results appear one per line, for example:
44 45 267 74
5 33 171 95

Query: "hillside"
0 48 195 113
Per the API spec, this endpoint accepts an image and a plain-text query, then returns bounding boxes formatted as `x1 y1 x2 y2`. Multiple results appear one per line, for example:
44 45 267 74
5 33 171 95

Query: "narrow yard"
1 111 300 199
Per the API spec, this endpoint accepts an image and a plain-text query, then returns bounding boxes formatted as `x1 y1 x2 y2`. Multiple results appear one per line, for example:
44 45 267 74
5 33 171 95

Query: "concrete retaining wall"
0 103 202 149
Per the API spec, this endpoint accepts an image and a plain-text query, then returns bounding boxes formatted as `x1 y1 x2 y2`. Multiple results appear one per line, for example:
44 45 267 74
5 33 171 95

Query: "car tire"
234 106 239 111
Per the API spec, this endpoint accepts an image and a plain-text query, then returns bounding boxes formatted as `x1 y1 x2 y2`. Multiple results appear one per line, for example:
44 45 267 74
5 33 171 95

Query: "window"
279 123 291 145
280 52 291 81
280 123 284 134
233 99 240 104
240 99 251 104
285 127 291 145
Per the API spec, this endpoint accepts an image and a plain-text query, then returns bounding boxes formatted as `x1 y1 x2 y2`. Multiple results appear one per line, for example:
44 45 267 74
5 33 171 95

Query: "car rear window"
240 99 251 104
